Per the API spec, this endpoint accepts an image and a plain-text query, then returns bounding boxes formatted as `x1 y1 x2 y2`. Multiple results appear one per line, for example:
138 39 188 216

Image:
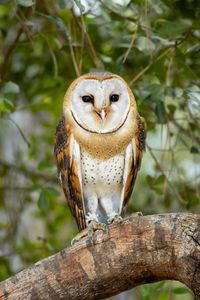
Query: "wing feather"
121 115 146 216
54 115 86 231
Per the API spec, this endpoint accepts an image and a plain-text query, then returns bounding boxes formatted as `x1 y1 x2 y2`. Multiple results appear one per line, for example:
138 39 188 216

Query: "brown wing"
121 114 146 216
54 115 86 231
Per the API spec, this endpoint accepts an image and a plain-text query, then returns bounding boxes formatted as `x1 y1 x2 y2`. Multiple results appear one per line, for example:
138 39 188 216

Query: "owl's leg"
85 195 99 225
100 197 119 224
86 195 108 243
71 196 107 245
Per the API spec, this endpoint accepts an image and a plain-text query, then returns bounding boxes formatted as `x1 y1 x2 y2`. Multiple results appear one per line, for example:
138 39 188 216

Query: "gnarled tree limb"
0 213 200 299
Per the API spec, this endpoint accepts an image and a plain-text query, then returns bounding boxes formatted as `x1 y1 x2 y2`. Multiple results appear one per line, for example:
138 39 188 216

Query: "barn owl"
54 72 146 240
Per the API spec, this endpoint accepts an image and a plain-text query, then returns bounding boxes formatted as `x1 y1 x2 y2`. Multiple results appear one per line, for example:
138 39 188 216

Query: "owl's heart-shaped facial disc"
69 77 130 133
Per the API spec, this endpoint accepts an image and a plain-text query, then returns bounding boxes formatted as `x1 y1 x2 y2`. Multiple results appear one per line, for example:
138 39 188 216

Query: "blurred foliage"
0 0 199 299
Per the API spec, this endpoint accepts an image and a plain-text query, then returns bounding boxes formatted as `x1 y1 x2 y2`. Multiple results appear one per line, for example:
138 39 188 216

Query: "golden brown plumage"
54 116 86 230
54 72 146 231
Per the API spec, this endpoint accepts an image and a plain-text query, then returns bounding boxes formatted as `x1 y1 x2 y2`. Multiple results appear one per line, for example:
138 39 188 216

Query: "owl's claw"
71 220 107 245
71 229 88 245
111 215 123 224
132 211 143 217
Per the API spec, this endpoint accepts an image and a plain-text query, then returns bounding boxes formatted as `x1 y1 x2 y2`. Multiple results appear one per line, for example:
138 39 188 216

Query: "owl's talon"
88 232 94 244
71 238 75 246
70 228 88 245
137 211 143 216
132 211 143 217
111 215 123 224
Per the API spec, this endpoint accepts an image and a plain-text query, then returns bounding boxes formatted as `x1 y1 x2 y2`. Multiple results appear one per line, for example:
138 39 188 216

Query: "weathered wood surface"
0 213 200 300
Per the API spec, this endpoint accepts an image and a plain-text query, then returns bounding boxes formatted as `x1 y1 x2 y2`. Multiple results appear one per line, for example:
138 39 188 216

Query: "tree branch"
0 213 200 299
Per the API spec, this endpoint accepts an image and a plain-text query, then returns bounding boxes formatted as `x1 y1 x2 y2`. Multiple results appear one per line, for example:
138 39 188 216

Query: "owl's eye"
110 94 119 102
82 95 94 103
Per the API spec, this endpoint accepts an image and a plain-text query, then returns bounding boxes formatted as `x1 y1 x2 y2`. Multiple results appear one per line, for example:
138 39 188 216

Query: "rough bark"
0 213 200 300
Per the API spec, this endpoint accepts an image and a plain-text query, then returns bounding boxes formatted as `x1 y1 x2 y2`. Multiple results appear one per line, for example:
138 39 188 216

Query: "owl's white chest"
80 149 124 197
80 147 126 224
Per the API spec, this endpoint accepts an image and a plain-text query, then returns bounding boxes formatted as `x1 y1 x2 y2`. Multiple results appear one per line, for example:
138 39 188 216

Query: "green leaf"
17 0 34 7
146 174 153 185
47 15 72 42
143 94 161 104
153 281 166 290
155 101 167 124
167 104 176 116
156 292 169 300
154 174 165 185
3 99 16 112
189 122 196 132
28 184 41 192
0 103 8 113
2 81 19 94
172 287 191 294
186 196 199 209
74 0 85 12
190 145 200 154
59 0 73 9
38 190 49 211
158 21 189 39
153 187 163 195
143 84 165 104
135 36 155 55
46 186 60 196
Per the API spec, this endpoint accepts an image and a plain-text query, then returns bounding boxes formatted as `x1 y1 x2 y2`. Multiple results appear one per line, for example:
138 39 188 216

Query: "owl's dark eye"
82 95 94 103
110 94 119 102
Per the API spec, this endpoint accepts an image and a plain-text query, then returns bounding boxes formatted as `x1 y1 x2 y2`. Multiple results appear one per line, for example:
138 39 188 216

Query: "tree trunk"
0 213 200 300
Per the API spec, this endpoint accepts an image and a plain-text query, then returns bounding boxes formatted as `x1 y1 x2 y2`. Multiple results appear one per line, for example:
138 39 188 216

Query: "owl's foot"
110 215 123 224
87 220 108 244
71 220 107 245
131 211 143 217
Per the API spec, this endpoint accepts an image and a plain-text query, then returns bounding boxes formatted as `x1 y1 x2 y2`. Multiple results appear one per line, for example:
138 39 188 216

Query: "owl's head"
63 72 137 134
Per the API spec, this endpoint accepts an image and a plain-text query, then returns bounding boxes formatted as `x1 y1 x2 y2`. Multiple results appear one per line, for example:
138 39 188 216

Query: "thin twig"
80 14 101 69
15 11 33 45
71 11 101 70
38 32 58 78
123 19 139 63
67 19 80 77
129 47 172 86
172 119 200 146
0 8 31 89
144 0 152 59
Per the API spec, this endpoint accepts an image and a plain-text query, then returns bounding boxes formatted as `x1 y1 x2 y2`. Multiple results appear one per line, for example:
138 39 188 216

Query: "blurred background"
0 0 199 299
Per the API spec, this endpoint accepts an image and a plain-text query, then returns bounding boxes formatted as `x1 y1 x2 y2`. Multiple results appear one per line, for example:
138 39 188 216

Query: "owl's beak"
100 109 106 120
95 109 107 121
